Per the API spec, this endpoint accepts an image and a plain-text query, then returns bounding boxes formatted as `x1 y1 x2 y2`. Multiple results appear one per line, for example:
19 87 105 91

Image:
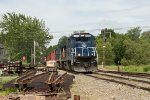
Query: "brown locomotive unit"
47 32 98 72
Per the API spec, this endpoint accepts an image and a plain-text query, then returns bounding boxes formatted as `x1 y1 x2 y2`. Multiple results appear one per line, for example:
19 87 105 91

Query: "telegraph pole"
31 48 33 65
101 28 112 67
33 40 35 65
101 29 106 68
102 45 106 67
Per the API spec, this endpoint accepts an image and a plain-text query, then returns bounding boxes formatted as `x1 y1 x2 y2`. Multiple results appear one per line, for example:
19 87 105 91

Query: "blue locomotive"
53 32 98 72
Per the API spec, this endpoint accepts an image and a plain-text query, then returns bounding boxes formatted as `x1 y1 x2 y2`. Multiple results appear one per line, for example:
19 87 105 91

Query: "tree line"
0 12 53 63
0 12 150 66
96 27 150 66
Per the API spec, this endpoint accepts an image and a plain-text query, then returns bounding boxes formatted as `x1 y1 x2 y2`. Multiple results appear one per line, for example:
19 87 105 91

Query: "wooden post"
118 65 120 72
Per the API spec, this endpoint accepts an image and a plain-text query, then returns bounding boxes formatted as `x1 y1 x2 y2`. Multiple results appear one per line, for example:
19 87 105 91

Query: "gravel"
57 70 150 100
1 70 150 100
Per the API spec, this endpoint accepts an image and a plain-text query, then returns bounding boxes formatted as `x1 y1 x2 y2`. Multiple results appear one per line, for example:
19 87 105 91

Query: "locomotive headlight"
78 54 81 56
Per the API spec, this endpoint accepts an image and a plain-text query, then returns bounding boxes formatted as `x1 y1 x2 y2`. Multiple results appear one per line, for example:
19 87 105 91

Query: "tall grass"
0 76 17 84
0 76 18 95
122 65 150 73
0 87 17 95
99 65 150 73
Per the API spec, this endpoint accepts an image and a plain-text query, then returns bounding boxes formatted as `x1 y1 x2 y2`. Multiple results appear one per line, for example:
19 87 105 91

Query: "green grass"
0 87 17 95
0 76 18 95
122 65 150 73
99 65 150 73
0 76 17 84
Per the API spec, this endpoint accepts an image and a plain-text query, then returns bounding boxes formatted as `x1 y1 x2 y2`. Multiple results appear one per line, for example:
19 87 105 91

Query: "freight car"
47 32 98 72
46 50 57 72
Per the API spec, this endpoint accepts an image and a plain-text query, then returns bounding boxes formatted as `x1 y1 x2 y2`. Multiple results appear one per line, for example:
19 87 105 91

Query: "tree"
44 45 57 57
126 27 141 41
57 36 68 46
96 32 115 65
141 31 150 43
0 12 53 62
101 28 116 42
96 36 103 64
111 34 126 65
121 38 150 65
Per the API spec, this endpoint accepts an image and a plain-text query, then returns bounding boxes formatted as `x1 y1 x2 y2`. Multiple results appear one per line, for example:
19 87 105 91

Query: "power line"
49 26 150 34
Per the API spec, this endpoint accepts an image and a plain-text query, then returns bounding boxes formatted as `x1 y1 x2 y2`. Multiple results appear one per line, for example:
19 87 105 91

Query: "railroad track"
98 70 150 79
7 70 74 100
85 70 150 92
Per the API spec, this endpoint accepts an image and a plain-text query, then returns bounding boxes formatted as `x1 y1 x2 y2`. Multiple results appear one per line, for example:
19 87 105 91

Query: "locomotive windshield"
75 37 90 42
73 34 92 42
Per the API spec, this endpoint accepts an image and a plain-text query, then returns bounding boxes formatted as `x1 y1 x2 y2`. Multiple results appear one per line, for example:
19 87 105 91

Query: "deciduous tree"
0 12 53 62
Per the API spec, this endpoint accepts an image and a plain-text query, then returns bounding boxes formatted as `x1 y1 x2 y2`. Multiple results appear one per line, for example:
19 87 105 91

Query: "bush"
0 76 18 95
0 87 17 95
121 57 138 66
143 65 150 72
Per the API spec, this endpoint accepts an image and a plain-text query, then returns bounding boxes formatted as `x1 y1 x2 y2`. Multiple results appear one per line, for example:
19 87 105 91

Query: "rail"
14 70 36 84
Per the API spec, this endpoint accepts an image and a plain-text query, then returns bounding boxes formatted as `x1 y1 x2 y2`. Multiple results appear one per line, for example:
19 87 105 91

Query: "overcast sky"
0 0 150 45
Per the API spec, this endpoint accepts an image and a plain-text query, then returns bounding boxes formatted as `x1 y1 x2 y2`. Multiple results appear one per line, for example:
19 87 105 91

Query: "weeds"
100 65 150 73
0 76 17 95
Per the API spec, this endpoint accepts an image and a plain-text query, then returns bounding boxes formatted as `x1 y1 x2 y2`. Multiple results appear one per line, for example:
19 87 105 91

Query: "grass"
0 76 18 95
122 65 150 73
0 76 17 84
0 87 17 95
99 65 150 73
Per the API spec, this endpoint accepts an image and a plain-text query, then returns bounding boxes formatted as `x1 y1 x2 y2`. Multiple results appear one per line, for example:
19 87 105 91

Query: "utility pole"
101 29 106 68
33 40 35 65
102 45 106 67
31 48 33 65
101 28 112 68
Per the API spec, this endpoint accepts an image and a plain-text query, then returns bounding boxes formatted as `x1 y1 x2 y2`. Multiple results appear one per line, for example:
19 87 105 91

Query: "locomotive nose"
84 62 90 68
82 43 87 48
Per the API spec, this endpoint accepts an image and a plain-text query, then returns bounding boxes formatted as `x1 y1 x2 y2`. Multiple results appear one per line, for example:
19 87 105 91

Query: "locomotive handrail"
87 47 96 56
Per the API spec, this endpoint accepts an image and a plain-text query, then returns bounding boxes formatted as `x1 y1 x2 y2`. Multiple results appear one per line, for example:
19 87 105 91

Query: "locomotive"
47 32 98 72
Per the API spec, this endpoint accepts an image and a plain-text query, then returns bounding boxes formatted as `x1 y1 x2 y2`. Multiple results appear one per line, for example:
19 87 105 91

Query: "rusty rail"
46 72 67 85
98 70 150 79
14 70 36 84
10 71 72 100
47 72 56 84
54 72 67 84
21 72 49 84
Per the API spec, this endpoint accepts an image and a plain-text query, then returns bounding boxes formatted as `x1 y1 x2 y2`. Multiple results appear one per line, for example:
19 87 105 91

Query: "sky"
0 0 150 46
